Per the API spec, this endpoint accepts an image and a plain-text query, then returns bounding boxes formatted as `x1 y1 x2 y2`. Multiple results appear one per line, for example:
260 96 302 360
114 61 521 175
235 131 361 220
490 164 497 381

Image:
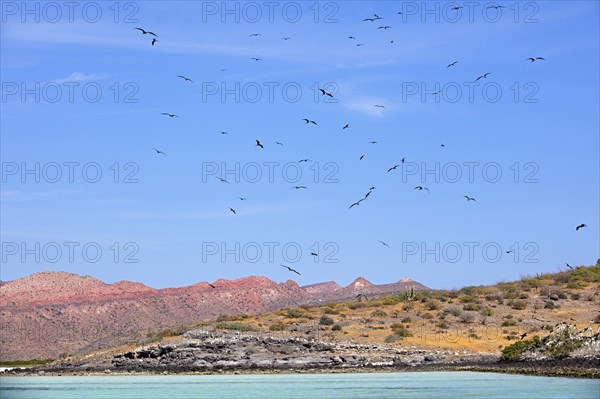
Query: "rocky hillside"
0 272 425 361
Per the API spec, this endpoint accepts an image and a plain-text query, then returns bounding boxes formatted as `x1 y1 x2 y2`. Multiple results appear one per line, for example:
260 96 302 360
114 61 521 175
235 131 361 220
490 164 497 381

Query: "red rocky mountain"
0 271 427 361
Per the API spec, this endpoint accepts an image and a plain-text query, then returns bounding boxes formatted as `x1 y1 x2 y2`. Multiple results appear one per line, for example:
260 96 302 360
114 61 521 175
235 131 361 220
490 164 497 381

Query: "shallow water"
1 371 598 399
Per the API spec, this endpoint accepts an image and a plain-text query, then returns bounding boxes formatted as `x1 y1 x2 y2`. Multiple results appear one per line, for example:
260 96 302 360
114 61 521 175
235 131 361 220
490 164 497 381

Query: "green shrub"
319 316 334 326
331 324 342 331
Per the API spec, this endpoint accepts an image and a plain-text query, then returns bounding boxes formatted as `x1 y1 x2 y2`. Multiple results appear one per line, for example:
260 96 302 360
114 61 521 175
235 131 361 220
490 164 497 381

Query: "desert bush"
371 309 387 317
463 303 481 312
480 307 493 317
426 300 440 310
332 324 342 331
323 307 339 315
286 309 306 318
319 315 335 326
501 319 517 327
510 300 527 310
270 323 286 331
401 317 412 323
460 313 475 324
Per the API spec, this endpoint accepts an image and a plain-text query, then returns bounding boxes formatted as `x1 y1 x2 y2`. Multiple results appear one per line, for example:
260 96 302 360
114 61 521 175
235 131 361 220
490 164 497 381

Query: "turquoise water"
1 372 598 399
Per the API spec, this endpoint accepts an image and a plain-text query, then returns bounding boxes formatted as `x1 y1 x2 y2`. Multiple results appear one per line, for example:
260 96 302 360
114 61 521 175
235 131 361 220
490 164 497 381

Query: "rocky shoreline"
3 328 598 378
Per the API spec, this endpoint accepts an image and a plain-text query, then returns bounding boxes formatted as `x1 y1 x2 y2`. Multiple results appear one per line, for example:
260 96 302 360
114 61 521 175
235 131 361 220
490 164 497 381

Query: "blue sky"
1 1 598 289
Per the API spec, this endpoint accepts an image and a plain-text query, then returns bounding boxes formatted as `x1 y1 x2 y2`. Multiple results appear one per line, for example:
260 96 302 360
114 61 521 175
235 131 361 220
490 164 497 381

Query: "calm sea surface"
1 372 598 399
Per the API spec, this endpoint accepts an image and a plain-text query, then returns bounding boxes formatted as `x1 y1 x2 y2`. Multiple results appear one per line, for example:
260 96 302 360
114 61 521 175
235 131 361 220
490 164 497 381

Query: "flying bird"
447 61 458 68
575 224 587 231
356 43 364 47
177 75 193 82
565 263 573 270
475 73 491 81
310 252 318 257
342 124 350 129
373 13 383 20
152 148 166 156
348 36 356 39
292 186 307 189
487 5 505 9
319 88 334 98
359 155 365 160
302 118 317 125
374 104 385 108
282 37 291 40
440 144 445 147
239 197 248 201
151 38 158 46
298 159 312 163
526 57 545 62
134 27 157 37
464 196 476 202
451 6 463 10
220 131 228 135
369 141 378 144
161 113 179 118
251 57 262 61
255 140 264 148
274 141 284 146
520 333 528 340
349 199 364 209
280 264 301 275
228 207 236 215
387 164 400 172
377 25 391 29
215 177 230 184
378 240 390 248
415 186 430 193
401 158 405 163
363 17 376 22
506 250 514 254
208 283 217 289
249 33 261 37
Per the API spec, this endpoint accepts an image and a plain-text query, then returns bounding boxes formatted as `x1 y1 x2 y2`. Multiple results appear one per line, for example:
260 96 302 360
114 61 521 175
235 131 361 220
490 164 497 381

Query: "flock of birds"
132 11 588 278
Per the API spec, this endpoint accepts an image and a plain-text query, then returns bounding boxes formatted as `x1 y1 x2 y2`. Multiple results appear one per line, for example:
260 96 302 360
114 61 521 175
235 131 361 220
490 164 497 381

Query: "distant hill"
0 271 427 361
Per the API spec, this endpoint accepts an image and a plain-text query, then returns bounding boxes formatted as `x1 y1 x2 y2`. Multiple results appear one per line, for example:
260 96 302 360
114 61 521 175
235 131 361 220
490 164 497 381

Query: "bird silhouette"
401 158 405 163
343 124 350 129
369 141 378 144
447 61 458 68
451 6 463 10
374 104 385 108
292 186 307 189
520 333 528 340
576 224 587 231
220 131 228 135
151 38 158 46
274 141 284 146
349 199 364 209
319 89 334 98
359 155 365 160
282 37 291 40
134 27 157 37
255 140 264 149
475 73 491 81
356 43 364 47
348 36 356 39
161 113 179 118
387 164 400 172
177 75 193 82
280 264 301 275
298 159 312 163
208 283 217 289
239 197 248 201
302 118 317 125
228 207 236 215
415 186 430 193
251 57 262 61
526 57 545 62
310 252 318 257
152 148 167 156
464 196 476 202
363 17 376 22
566 263 574 270
379 240 390 248
249 33 261 37
215 177 230 184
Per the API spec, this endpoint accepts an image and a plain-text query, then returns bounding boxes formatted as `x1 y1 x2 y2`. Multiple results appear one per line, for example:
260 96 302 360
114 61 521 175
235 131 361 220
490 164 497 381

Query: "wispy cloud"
53 72 107 83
